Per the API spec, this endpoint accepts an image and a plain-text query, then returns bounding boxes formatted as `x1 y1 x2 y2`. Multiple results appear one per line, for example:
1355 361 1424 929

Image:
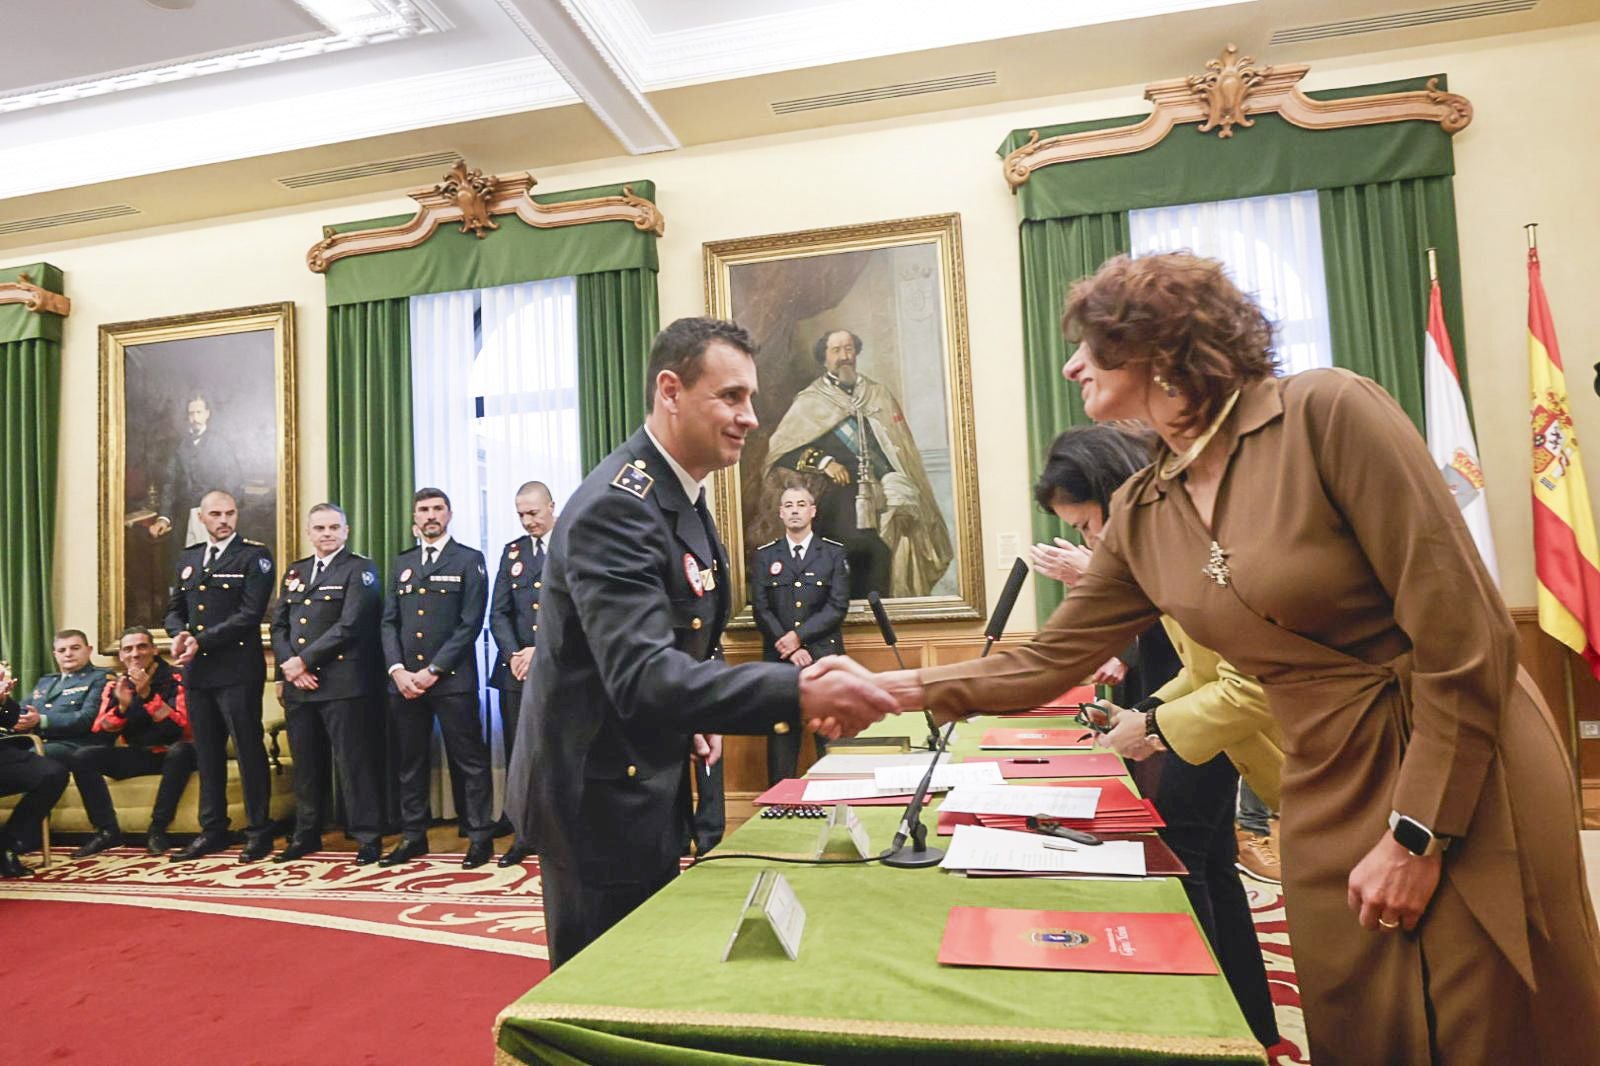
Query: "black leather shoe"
378 838 428 867
146 829 172 857
273 841 319 863
0 848 30 879
496 843 531 868
353 842 382 866
491 815 515 838
462 841 493 869
173 833 230 862
73 828 122 859
238 837 274 864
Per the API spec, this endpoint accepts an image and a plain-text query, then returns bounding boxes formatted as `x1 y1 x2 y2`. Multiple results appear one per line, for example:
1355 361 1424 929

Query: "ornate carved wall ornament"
306 163 666 273
1188 44 1269 138
1003 49 1473 189
0 272 71 317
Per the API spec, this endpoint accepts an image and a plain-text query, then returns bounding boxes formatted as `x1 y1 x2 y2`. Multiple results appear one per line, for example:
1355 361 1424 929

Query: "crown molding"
305 162 665 272
0 56 578 201
0 273 70 317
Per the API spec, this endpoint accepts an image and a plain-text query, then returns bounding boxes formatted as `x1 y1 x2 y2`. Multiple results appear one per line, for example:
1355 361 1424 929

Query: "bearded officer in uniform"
505 316 899 969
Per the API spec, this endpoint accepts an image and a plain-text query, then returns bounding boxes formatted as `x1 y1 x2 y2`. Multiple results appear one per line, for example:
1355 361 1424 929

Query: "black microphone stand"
868 592 939 750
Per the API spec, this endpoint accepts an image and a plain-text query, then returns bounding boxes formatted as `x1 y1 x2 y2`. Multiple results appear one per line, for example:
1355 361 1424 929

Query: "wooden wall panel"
1512 607 1600 789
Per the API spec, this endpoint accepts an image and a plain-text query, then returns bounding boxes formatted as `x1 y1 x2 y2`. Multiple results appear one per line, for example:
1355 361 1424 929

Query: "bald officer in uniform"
270 503 384 865
165 490 275 863
750 485 850 783
505 316 899 970
380 488 495 870
488 480 555 868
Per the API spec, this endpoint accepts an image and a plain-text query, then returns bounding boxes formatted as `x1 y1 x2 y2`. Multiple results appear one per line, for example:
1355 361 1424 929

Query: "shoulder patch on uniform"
610 463 653 499
821 537 844 547
756 539 778 550
257 557 271 573
361 569 376 586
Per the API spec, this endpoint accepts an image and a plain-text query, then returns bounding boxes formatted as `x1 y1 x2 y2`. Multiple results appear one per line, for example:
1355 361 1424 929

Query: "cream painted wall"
11 23 1596 644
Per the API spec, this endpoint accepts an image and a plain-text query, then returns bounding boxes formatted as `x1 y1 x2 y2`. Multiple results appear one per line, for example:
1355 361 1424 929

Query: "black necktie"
204 545 219 571
310 559 324 586
425 546 437 568
793 544 803 562
533 538 545 565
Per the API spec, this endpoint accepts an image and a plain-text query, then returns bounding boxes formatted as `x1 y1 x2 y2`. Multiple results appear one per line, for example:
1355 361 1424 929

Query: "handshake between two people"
794 655 958 740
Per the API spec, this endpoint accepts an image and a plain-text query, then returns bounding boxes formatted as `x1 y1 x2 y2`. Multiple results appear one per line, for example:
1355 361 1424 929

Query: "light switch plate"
1580 720 1600 740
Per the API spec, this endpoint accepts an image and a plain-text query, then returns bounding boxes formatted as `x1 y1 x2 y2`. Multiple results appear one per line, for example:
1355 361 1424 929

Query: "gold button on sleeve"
772 721 791 735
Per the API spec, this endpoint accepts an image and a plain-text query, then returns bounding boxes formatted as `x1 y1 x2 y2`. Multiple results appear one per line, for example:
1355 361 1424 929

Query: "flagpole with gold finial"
1427 246 1438 283
1525 221 1539 252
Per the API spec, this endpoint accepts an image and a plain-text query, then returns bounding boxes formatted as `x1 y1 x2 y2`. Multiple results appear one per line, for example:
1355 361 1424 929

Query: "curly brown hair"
1061 253 1277 434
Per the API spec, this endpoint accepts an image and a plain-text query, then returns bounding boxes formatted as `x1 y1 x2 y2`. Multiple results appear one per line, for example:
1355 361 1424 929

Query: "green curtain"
326 299 414 578
1319 176 1470 433
1020 214 1130 625
0 338 60 688
577 268 660 472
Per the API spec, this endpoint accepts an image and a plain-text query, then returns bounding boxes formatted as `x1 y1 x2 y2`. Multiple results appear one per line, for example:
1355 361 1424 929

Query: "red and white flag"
1423 277 1499 584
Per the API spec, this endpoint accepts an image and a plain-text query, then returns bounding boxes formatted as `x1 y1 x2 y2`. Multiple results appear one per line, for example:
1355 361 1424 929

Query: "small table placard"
814 802 873 859
721 870 808 962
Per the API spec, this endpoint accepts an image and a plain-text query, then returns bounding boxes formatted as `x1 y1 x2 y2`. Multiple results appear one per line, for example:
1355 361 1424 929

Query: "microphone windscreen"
984 558 1031 643
867 590 898 646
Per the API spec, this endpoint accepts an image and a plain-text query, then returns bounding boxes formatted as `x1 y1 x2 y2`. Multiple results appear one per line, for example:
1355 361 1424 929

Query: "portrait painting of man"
704 215 982 624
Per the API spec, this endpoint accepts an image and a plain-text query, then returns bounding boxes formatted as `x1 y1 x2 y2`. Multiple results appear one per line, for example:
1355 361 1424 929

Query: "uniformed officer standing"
380 488 495 869
270 503 384 865
164 490 276 863
504 317 898 970
11 629 113 760
487 480 555 867
750 484 850 783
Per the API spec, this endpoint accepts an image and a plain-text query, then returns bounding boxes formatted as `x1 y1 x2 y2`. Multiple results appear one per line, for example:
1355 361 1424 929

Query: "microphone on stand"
881 558 1031 869
868 591 939 750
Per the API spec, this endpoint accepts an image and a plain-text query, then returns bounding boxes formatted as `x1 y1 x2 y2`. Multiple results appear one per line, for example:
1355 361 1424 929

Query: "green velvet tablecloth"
495 715 1264 1065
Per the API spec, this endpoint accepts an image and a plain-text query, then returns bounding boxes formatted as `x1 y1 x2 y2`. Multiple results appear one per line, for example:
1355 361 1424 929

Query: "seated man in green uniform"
9 630 113 760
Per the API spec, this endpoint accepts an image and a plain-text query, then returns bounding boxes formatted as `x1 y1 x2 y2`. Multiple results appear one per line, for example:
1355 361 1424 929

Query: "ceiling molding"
0 56 577 201
0 0 454 116
493 0 678 154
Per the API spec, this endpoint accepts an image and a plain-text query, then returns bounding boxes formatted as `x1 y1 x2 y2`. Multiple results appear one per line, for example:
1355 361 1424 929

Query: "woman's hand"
1347 834 1442 932
1090 656 1126 685
1027 538 1094 587
1096 704 1163 761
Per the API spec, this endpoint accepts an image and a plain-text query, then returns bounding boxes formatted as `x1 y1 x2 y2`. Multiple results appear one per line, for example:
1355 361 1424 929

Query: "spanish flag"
1528 247 1600 678
1424 274 1498 583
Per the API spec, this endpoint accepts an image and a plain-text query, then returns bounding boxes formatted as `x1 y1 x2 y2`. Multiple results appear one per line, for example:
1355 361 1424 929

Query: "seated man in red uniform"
64 628 197 858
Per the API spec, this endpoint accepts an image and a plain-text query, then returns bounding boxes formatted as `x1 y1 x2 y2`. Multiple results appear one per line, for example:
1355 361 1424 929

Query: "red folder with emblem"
937 907 1217 974
978 728 1098 750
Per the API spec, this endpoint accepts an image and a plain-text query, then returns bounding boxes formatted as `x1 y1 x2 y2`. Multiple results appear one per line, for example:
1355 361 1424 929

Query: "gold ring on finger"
1378 917 1400 930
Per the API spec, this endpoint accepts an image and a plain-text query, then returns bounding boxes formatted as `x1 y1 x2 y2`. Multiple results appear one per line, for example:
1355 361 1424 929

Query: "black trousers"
188 683 271 841
682 758 724 855
1153 749 1279 1047
65 743 197 833
390 689 492 845
765 713 829 786
284 698 381 846
497 686 533 849
0 744 68 851
541 856 677 971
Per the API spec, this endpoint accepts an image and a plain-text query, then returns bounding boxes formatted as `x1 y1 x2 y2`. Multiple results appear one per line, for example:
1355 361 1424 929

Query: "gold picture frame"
98 303 297 650
704 213 983 626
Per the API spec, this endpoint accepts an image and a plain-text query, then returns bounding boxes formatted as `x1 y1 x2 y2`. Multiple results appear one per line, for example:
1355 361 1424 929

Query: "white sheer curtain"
409 278 582 815
1129 190 1334 377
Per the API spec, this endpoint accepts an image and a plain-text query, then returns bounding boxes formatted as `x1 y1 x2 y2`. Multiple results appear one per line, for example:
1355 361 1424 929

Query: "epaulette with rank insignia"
610 459 654 499
821 537 844 547
756 539 777 550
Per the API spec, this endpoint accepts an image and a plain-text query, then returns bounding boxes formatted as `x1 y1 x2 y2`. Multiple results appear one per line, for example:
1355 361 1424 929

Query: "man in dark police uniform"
270 503 384 865
505 316 898 970
164 489 275 863
380 488 495 870
488 480 555 868
750 484 850 783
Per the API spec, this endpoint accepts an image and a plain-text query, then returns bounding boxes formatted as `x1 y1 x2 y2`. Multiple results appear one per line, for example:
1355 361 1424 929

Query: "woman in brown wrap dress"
814 254 1600 1064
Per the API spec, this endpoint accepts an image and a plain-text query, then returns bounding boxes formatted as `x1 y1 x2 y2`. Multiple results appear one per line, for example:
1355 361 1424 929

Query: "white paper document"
939 825 1147 876
801 778 906 802
938 784 1100 819
806 752 954 778
873 762 1005 792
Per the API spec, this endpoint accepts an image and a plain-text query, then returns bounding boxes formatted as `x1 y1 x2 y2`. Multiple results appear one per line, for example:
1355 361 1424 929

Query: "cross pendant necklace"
1202 540 1231 587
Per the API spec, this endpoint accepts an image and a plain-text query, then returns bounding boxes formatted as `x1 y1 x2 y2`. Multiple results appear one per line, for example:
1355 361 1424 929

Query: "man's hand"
823 461 852 486
774 631 802 659
149 517 172 539
127 663 153 697
692 733 722 768
510 647 535 682
391 669 425 700
281 656 310 683
797 656 901 739
1095 705 1162 761
1091 656 1127 685
790 648 814 668
292 673 320 691
14 708 40 732
413 669 439 693
171 631 199 666
1348 833 1441 933
114 676 135 710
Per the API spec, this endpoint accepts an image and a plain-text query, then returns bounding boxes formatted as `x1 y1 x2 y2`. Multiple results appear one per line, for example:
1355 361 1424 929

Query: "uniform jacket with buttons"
381 539 488 697
505 427 801 881
750 535 849 661
489 534 544 691
163 538 274 689
270 548 383 704
25 666 114 746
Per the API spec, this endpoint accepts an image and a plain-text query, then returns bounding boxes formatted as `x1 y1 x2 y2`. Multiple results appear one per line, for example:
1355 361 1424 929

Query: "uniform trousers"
1153 749 1279 1047
188 683 271 841
65 743 197 833
683 759 724 855
765 715 829 785
390 690 492 845
541 856 678 971
497 686 534 849
284 698 381 846
0 743 68 851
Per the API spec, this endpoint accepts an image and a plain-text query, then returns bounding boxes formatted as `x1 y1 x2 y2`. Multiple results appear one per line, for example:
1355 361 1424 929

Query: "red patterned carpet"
1243 873 1310 1065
